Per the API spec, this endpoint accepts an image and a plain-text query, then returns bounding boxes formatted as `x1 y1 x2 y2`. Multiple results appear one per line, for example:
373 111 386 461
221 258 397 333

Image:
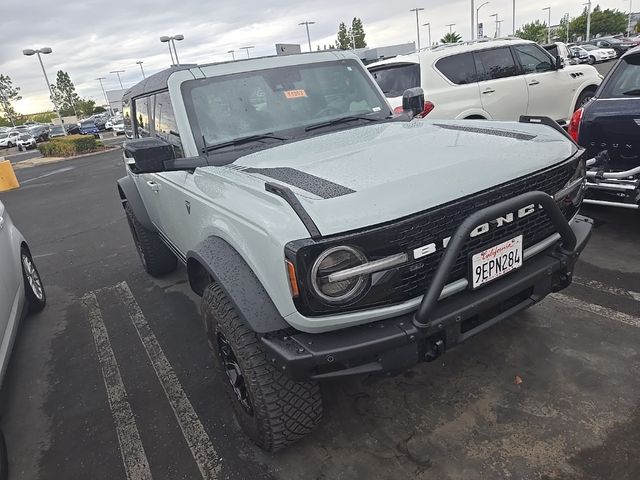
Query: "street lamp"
136 61 145 79
422 23 432 48
476 2 490 38
110 70 125 89
22 47 66 134
160 34 184 65
239 46 254 58
446 23 456 34
542 7 551 44
227 50 236 61
410 7 425 50
626 0 633 36
497 19 504 37
584 1 592 41
299 21 316 52
490 13 499 37
512 0 516 35
96 77 112 116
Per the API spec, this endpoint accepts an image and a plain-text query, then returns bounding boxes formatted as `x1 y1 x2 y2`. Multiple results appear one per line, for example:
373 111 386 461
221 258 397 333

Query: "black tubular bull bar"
412 191 577 329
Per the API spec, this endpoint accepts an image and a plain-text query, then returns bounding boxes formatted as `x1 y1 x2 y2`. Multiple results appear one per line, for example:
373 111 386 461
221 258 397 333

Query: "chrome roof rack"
415 36 521 53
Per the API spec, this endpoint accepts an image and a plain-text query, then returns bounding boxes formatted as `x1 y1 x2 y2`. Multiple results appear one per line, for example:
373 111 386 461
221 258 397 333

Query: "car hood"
202 120 578 236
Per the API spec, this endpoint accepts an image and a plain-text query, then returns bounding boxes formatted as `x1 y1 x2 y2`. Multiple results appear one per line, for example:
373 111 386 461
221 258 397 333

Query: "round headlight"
310 246 368 303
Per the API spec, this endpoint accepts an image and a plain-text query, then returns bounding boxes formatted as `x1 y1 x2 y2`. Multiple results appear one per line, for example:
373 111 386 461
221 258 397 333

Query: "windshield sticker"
372 107 382 112
283 89 307 99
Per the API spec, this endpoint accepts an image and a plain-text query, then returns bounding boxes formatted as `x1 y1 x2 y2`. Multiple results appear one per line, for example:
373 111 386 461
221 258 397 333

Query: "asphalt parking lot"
0 134 639 479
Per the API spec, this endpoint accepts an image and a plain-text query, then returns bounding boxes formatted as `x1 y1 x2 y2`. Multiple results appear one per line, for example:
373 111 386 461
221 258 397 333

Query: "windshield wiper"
204 133 288 152
622 89 640 96
304 115 383 132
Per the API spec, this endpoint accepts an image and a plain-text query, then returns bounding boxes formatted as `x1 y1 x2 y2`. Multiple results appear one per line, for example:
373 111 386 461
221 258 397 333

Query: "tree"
515 20 548 43
50 70 80 117
570 6 627 39
0 74 22 127
440 32 462 44
336 22 351 49
351 18 367 48
93 106 106 113
76 99 96 117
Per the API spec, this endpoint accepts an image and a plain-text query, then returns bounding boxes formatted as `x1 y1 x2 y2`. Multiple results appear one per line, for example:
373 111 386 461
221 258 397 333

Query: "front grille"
289 158 579 316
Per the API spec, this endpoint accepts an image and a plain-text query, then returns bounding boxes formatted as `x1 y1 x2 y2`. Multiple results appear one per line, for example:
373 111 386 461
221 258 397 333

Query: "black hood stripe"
244 167 355 199
433 123 537 141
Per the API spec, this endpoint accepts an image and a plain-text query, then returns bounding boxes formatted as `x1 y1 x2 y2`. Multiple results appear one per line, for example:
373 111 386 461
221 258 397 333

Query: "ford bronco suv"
117 51 592 451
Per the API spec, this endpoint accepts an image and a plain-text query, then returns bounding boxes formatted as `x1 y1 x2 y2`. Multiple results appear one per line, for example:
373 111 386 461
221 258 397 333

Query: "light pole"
96 77 112 116
136 61 145 79
110 70 124 89
626 0 633 36
471 0 475 39
160 34 184 65
228 50 236 61
446 23 456 34
239 46 254 58
542 7 551 43
512 0 516 35
422 23 432 47
476 2 490 38
497 19 504 37
410 7 425 50
490 13 499 37
299 21 316 52
587 2 592 41
22 47 66 134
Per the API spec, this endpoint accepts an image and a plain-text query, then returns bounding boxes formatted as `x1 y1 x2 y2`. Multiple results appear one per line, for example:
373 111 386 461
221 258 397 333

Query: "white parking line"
21 166 74 184
81 292 153 480
114 281 222 480
551 293 640 329
573 275 640 302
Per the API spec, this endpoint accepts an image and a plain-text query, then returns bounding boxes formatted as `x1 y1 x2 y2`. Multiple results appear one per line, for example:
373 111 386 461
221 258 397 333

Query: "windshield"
369 63 420 97
0 133 7 139
51 126 64 133
600 54 640 98
19 134 31 140
582 44 597 51
182 59 390 152
81 121 95 127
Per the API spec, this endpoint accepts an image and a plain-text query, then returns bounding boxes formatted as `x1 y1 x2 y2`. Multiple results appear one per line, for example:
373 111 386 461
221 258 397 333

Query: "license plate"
471 235 523 289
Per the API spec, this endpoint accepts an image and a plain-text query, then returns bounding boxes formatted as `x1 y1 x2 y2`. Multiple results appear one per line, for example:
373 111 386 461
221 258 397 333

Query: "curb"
12 146 120 170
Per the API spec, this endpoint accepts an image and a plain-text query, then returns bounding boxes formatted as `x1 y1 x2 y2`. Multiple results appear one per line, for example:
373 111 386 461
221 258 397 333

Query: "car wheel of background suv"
588 56 596 65
124 203 177 276
575 89 596 111
202 282 323 452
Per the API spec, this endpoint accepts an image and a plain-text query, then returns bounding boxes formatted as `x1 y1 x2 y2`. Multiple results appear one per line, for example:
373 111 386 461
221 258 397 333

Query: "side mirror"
555 55 564 69
402 87 425 118
123 137 174 174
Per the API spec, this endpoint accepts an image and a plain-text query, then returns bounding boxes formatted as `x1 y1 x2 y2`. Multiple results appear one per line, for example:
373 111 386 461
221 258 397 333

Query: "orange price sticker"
283 89 307 99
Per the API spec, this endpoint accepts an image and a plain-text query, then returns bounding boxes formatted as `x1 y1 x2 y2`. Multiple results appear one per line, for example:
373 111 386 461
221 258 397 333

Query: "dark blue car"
79 120 100 136
569 46 640 209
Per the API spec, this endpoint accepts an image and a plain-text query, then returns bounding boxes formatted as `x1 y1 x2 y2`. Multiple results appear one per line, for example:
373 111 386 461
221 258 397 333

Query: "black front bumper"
262 194 592 382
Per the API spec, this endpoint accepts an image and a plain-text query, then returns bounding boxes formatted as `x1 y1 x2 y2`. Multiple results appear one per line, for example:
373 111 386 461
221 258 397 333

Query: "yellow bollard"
0 160 20 191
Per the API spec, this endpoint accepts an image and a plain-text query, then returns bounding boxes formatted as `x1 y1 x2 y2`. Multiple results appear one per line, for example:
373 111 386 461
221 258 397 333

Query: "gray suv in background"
117 51 592 450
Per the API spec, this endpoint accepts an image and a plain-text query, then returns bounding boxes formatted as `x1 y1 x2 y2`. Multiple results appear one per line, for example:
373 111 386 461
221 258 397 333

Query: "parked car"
568 46 591 64
48 125 66 138
543 42 574 65
569 46 640 209
79 120 99 136
65 124 81 135
112 118 125 135
28 124 50 142
0 131 20 148
577 43 617 64
0 200 46 380
589 37 636 58
16 133 37 150
104 118 113 131
118 51 592 451
367 38 601 126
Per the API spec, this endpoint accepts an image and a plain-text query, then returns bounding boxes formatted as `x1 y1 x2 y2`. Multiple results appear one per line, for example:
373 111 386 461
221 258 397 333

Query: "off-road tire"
575 89 595 111
124 202 177 277
21 247 46 314
202 283 323 451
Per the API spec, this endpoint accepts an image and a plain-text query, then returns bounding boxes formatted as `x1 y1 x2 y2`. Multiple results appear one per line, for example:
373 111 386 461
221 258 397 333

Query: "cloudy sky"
1 0 631 114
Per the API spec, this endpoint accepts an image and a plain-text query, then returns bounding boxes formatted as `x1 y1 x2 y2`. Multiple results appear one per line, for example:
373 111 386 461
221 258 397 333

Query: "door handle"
482 88 495 94
146 181 159 192
528 80 540 86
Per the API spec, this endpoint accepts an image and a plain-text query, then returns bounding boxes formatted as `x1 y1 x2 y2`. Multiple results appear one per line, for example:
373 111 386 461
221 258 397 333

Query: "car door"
474 47 529 120
0 210 19 338
512 43 574 122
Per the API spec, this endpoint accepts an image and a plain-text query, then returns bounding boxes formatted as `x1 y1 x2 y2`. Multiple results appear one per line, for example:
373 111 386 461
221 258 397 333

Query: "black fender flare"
187 236 290 334
117 176 155 231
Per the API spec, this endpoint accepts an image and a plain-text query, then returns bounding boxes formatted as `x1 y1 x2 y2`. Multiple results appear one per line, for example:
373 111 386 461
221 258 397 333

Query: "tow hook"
424 339 445 362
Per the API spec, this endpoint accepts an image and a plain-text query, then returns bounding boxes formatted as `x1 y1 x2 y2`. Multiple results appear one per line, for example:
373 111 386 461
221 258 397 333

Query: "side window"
122 98 132 137
369 63 420 97
134 95 156 137
475 48 518 81
154 92 183 157
435 53 478 84
514 45 555 74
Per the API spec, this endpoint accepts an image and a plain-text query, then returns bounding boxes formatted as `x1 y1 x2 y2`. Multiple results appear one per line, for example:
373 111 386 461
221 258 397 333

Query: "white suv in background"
367 38 602 126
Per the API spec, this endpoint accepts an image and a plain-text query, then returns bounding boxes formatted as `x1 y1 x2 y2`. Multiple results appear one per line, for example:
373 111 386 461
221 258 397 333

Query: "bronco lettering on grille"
412 203 538 260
